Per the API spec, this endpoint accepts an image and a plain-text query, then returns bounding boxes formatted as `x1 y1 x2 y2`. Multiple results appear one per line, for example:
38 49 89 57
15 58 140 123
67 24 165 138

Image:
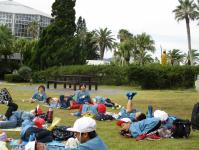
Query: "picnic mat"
0 127 21 132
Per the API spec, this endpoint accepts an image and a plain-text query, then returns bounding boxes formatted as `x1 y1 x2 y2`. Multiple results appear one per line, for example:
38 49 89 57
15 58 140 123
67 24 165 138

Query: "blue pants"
0 115 17 128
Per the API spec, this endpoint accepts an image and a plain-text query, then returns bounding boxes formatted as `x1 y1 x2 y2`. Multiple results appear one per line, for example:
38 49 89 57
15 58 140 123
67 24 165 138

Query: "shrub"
32 65 128 85
18 66 32 81
4 74 24 82
32 64 199 89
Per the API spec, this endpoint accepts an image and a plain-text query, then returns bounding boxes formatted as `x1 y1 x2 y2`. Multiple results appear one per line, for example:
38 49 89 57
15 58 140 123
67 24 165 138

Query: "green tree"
94 28 115 59
0 25 13 62
27 21 39 39
32 0 76 69
76 16 86 35
51 0 76 40
173 0 199 65
167 49 185 66
14 39 37 65
186 49 199 65
136 33 155 66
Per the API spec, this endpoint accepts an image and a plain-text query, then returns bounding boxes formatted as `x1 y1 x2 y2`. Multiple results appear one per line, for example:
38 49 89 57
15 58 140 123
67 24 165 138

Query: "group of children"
0 84 179 149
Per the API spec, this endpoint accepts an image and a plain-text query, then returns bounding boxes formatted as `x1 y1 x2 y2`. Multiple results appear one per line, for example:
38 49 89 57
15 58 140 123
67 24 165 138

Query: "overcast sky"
6 0 199 58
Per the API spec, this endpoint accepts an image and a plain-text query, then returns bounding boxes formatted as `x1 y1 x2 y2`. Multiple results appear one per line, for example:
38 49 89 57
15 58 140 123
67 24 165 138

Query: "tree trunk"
100 46 105 60
185 17 193 66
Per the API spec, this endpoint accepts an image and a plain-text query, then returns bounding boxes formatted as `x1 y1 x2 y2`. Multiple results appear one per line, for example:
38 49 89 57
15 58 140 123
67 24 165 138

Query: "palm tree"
27 21 40 39
94 28 115 59
116 29 138 65
136 33 155 66
118 29 133 42
13 38 29 64
117 40 132 65
186 49 199 65
142 52 154 64
173 0 199 65
167 49 186 66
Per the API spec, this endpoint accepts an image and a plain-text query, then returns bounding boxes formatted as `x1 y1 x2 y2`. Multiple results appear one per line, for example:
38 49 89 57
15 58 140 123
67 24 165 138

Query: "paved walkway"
0 82 126 95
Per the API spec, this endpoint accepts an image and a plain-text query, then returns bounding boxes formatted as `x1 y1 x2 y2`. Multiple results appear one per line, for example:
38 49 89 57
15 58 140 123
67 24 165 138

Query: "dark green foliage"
51 0 76 39
76 16 86 34
32 65 128 85
0 25 13 62
18 66 32 81
128 64 197 89
33 64 199 89
4 74 24 82
31 0 76 69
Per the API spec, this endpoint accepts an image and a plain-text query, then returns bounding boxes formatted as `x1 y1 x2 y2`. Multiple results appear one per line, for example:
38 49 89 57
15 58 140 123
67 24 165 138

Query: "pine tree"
31 0 76 69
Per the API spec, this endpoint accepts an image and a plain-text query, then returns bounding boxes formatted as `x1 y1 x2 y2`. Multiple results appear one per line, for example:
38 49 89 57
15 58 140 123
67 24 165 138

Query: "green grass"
1 83 199 150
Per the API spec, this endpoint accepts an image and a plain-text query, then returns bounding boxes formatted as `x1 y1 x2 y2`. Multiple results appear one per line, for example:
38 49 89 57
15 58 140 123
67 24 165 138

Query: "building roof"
86 60 110 65
0 0 51 18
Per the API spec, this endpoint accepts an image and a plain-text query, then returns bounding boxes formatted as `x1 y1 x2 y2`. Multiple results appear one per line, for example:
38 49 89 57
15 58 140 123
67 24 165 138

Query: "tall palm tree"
94 28 115 59
136 33 155 66
116 29 140 65
167 49 186 66
186 49 199 65
27 21 40 39
118 29 133 42
173 0 199 65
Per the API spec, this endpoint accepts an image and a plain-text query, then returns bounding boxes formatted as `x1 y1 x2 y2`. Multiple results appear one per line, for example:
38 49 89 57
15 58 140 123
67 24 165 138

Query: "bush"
128 64 198 89
4 74 24 82
32 65 128 85
32 64 199 89
18 66 32 81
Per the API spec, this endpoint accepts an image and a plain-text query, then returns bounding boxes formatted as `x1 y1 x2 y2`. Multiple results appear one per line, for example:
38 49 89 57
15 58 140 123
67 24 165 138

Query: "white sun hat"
154 110 169 121
67 117 96 133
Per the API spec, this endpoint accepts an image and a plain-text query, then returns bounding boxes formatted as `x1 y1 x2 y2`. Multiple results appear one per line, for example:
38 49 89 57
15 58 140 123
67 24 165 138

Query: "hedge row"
29 64 199 89
4 74 24 82
32 65 129 85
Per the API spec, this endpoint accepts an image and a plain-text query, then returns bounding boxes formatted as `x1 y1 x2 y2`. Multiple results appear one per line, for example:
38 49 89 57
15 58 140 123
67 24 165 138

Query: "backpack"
171 119 191 138
95 113 114 121
52 126 74 141
0 88 13 104
191 103 199 130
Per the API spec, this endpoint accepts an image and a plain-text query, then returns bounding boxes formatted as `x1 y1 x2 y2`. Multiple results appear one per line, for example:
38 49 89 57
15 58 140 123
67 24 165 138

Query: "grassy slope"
0 83 199 150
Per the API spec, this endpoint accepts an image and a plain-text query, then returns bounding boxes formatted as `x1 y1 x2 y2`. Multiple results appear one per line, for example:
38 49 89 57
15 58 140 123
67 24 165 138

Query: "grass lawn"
0 83 199 150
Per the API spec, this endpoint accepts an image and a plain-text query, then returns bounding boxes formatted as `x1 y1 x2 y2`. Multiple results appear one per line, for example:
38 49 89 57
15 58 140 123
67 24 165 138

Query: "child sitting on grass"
30 85 48 103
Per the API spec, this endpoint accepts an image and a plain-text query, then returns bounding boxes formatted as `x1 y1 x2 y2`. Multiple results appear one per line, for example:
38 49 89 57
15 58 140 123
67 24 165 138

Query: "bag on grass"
171 119 191 138
95 113 114 121
0 88 13 104
52 126 74 141
191 103 199 130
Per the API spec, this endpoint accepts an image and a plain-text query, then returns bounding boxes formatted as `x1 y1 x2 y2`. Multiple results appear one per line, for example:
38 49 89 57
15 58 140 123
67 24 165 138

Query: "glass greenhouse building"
0 0 51 38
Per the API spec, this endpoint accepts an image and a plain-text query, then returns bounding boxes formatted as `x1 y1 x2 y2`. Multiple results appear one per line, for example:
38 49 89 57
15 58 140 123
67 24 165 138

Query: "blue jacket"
162 116 177 129
46 137 108 150
32 92 47 102
129 118 160 138
81 104 98 115
118 108 138 121
75 90 90 104
20 119 35 139
19 112 35 139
